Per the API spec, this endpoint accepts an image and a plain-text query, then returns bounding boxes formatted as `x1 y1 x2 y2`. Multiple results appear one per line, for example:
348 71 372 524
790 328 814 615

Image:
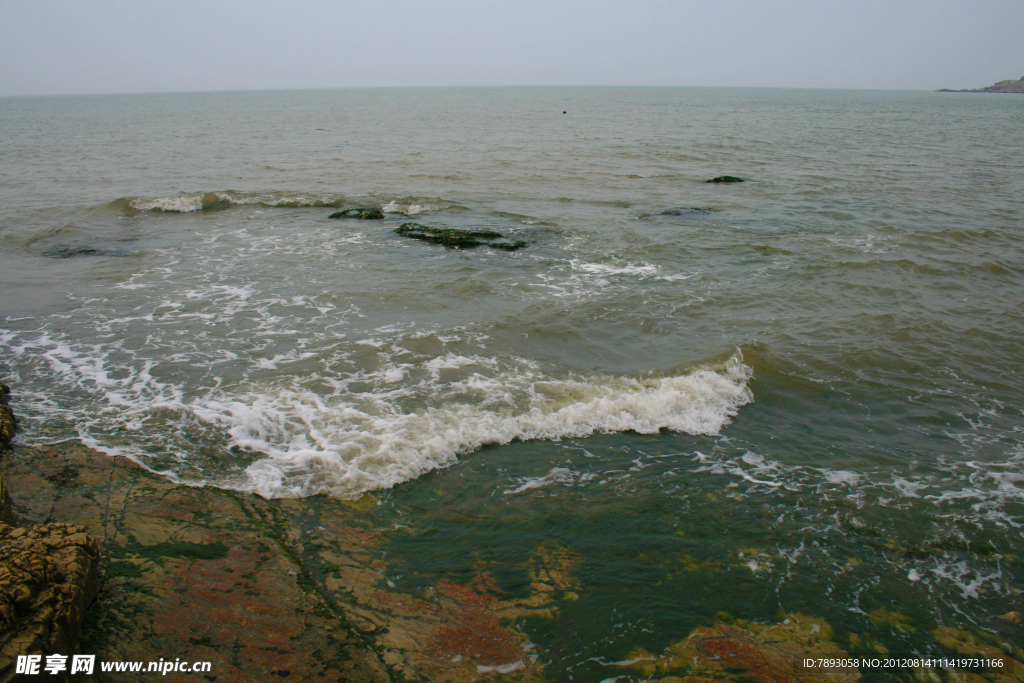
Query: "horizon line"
0 84 943 99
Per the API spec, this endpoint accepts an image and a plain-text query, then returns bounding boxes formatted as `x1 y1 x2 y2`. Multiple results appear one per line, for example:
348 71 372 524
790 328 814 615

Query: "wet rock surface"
329 207 385 220
661 207 715 215
41 245 127 259
620 614 861 682
0 441 585 682
0 443 556 681
3 439 1020 682
706 175 745 183
642 207 717 219
0 385 14 450
396 222 527 250
1 442 389 683
0 523 100 683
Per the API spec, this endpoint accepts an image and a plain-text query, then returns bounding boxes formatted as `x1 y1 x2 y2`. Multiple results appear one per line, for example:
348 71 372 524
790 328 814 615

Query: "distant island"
937 76 1024 93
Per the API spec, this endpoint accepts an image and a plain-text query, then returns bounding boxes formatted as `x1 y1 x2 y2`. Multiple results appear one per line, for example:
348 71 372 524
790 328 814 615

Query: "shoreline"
2 336 1024 680
937 76 1024 93
2 437 1022 681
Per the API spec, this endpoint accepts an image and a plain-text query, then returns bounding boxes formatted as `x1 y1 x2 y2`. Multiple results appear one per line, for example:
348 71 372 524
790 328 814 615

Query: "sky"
0 0 1021 96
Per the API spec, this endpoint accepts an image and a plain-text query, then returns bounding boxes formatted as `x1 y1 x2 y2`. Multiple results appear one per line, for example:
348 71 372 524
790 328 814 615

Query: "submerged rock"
395 222 526 250
654 207 716 216
329 208 384 220
706 175 745 183
488 240 529 251
42 245 118 259
0 523 101 682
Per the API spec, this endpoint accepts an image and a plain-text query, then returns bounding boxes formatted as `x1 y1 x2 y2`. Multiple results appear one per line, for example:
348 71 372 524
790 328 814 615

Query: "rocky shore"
1 390 1021 682
1 441 392 682
937 76 1024 93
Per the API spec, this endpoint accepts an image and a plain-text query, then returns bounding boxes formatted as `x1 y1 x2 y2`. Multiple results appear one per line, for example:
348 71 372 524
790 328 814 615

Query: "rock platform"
1 427 1019 681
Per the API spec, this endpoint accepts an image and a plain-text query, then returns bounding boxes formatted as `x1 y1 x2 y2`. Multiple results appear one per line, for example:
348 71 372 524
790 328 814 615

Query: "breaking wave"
3 328 753 500
109 191 465 214
205 353 754 499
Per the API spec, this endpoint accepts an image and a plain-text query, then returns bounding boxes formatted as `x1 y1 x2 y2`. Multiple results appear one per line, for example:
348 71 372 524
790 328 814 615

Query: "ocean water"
2 87 1023 678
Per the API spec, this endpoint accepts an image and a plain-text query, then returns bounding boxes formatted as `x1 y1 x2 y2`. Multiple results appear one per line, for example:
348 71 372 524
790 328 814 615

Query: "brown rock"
0 441 577 682
0 385 14 450
620 614 860 683
1 441 390 683
932 625 1024 683
0 523 100 683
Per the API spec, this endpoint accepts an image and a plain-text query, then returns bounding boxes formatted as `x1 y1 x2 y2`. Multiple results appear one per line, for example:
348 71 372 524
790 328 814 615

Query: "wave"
108 191 466 214
230 353 752 499
381 196 468 215
5 328 753 500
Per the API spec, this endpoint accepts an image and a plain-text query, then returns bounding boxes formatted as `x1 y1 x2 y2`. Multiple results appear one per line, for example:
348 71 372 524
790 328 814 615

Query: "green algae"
488 240 528 251
137 540 230 562
328 208 384 220
395 222 526 250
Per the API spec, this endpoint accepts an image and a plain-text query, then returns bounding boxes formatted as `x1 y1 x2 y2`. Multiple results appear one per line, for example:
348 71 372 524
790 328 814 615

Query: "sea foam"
196 352 755 499
4 324 755 499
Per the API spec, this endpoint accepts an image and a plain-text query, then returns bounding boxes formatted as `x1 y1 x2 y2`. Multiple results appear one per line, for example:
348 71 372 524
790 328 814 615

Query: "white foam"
505 467 577 494
929 561 1003 600
382 200 423 215
129 194 205 212
820 469 862 486
207 353 754 498
892 477 928 498
729 468 783 488
126 190 353 213
6 323 757 500
570 260 660 278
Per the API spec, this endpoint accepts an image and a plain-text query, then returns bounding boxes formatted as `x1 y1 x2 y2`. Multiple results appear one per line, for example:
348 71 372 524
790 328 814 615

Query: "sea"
2 87 1022 679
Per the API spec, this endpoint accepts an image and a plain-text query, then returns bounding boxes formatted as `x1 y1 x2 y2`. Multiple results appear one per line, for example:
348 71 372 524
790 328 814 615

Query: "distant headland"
937 76 1024 93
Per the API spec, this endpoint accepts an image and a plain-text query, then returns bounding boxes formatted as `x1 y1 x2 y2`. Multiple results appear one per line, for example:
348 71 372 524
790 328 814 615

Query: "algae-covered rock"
0 523 100 683
706 175 745 183
395 223 526 250
0 385 14 450
619 614 860 682
0 442 389 683
488 240 529 251
0 442 569 682
932 625 1024 682
329 208 384 220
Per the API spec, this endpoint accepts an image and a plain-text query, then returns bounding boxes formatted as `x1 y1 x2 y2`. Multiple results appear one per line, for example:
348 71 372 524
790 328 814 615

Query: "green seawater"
1 87 1022 679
